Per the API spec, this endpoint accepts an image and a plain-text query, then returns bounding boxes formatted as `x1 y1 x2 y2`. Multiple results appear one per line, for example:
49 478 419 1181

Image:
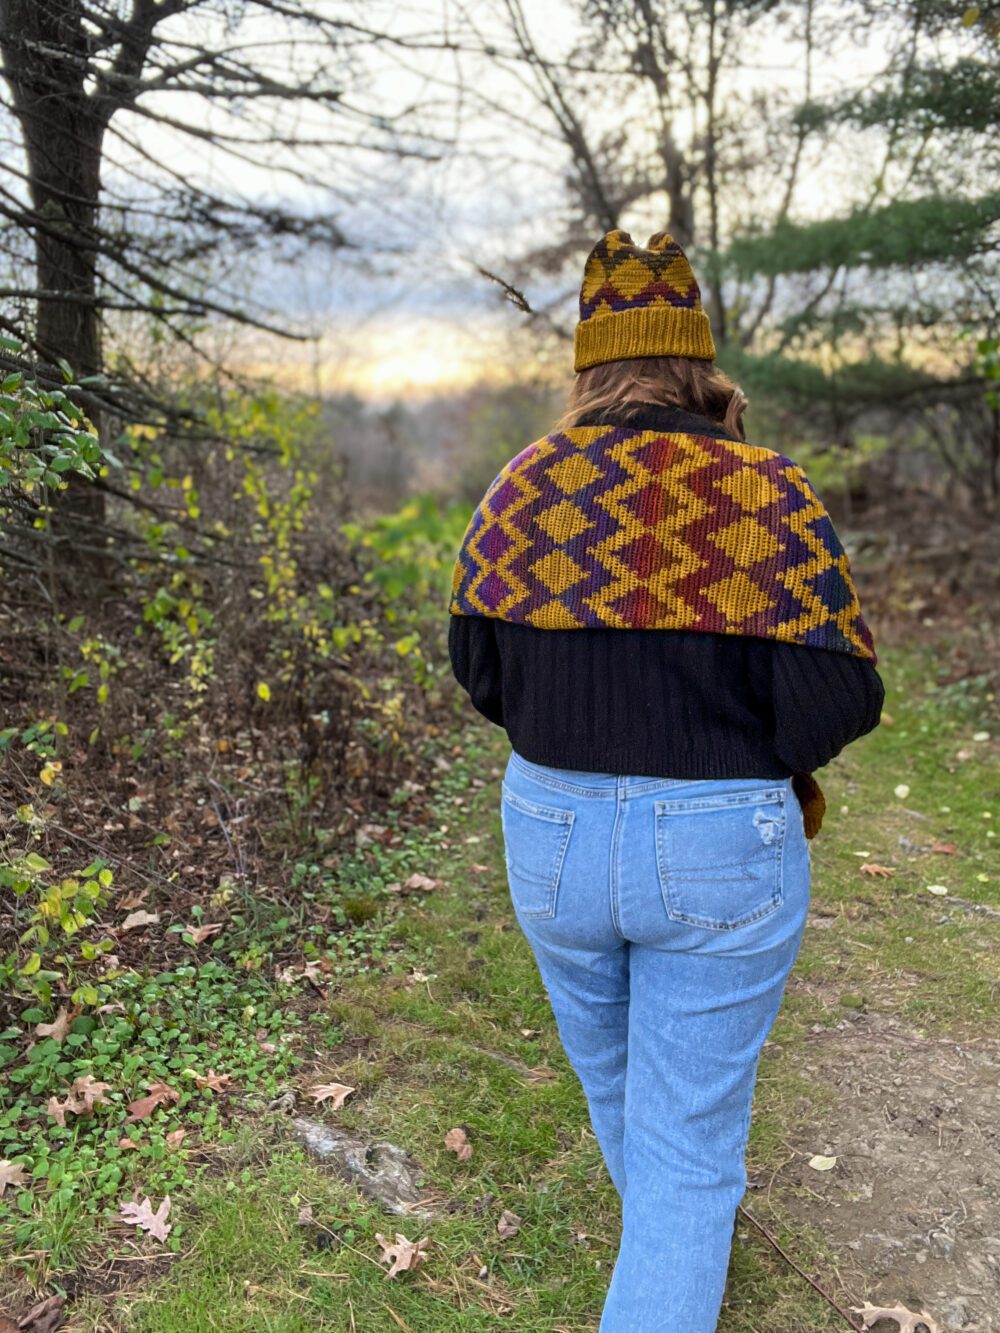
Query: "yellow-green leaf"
257 682 271 702
20 952 42 976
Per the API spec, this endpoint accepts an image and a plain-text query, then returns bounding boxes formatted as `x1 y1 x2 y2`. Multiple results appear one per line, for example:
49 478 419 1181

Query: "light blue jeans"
501 751 811 1333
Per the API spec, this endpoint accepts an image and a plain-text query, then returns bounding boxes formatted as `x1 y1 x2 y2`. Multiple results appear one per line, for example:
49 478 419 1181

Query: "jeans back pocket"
501 785 574 920
655 787 785 930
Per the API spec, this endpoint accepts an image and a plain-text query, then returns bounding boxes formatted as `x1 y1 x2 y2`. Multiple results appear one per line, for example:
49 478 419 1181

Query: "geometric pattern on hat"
574 230 716 370
450 423 877 663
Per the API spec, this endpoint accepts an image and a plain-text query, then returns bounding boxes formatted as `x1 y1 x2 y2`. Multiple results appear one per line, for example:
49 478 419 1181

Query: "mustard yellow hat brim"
574 304 716 372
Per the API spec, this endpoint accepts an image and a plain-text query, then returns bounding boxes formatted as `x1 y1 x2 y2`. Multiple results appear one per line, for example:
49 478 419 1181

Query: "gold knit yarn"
574 230 716 371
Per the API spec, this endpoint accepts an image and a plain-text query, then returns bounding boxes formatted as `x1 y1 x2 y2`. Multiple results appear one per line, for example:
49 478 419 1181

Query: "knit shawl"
450 412 876 664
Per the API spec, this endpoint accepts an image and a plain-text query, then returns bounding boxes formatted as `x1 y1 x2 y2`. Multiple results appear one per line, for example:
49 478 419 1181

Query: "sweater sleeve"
764 640 885 774
448 615 505 727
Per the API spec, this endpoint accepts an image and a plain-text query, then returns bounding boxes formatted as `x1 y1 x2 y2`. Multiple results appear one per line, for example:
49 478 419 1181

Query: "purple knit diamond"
477 571 511 611
478 524 514 563
489 478 519 515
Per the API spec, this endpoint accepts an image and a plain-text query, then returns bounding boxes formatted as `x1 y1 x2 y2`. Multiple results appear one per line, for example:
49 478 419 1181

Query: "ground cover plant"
2 557 996 1329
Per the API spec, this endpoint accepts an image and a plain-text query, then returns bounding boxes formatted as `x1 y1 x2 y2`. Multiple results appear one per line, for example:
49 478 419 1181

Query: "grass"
3 638 997 1331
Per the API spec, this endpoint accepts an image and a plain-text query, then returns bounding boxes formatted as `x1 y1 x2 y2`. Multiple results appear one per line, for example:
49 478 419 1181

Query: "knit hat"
574 229 716 372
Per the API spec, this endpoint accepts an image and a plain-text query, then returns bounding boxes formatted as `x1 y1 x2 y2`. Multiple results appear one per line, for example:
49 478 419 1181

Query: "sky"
93 1 976 399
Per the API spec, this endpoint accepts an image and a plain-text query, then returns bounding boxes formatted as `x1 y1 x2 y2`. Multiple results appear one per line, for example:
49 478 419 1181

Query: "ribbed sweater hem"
504 732 793 781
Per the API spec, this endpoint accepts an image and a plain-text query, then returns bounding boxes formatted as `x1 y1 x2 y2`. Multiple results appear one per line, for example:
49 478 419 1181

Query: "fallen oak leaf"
929 840 957 855
69 1074 112 1113
184 922 222 945
34 1006 78 1043
46 1075 113 1126
46 1096 69 1127
860 864 895 878
120 1194 171 1243
851 1301 940 1333
497 1209 522 1239
469 863 489 874
444 1127 473 1162
375 1231 429 1278
118 1137 140 1150
193 1071 231 1092
309 1081 354 1108
0 1160 28 1196
125 1081 180 1122
165 1128 187 1149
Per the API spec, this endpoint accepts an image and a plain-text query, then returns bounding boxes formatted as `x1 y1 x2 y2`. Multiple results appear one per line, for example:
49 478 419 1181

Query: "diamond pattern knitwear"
449 419 876 666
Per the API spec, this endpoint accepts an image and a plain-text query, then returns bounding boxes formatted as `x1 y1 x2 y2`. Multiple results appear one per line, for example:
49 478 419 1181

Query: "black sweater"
448 616 884 779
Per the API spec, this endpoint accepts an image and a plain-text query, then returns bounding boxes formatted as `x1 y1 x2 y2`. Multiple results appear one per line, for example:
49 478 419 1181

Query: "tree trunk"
0 0 107 530
702 0 727 347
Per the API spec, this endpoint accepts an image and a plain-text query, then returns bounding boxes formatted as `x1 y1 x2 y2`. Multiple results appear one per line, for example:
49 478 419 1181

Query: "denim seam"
509 752 690 800
609 780 626 938
501 783 575 825
653 788 786 815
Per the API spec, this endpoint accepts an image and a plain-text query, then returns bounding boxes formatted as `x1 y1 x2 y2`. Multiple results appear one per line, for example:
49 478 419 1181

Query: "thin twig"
476 266 535 314
737 1204 862 1331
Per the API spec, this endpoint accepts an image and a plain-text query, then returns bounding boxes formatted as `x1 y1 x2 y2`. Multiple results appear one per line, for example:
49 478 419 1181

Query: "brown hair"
557 355 747 439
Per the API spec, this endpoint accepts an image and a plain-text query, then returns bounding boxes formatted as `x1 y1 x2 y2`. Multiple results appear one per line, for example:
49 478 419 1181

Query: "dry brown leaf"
69 1075 112 1113
185 922 222 945
121 909 160 932
117 891 147 910
851 1301 940 1333
469 863 489 874
444 1127 473 1162
375 1231 429 1278
860 863 895 878
523 1066 557 1085
47 1075 112 1126
194 1071 231 1092
120 1194 172 1243
17 1292 66 1331
0 1160 28 1197
309 1081 354 1108
388 872 437 895
165 1128 187 1149
929 840 957 855
34 1006 78 1043
118 1137 140 1150
125 1081 180 1122
497 1209 522 1239
46 1096 68 1127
